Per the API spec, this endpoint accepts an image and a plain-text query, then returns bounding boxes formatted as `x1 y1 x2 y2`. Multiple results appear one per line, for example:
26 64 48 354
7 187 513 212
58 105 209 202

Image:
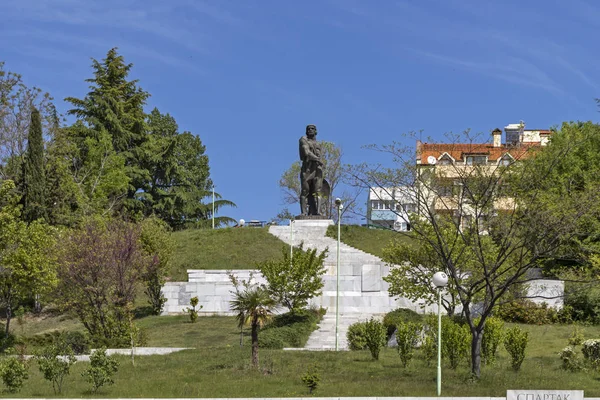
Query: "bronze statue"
299 124 326 216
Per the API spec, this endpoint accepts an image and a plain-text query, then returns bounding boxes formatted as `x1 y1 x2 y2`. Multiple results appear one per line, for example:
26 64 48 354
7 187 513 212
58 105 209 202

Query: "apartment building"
415 122 551 223
366 186 416 231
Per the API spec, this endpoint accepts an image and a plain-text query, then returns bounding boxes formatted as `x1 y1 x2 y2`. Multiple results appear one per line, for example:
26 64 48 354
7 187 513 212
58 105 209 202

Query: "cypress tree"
23 107 47 223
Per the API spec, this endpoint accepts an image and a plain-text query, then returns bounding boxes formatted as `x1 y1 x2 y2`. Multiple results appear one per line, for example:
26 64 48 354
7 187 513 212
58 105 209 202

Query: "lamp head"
239 219 245 227
432 271 448 288
335 198 343 208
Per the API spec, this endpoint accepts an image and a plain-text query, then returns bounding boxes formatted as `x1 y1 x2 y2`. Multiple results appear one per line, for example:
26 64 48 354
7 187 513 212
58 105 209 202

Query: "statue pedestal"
292 218 333 228
295 215 330 220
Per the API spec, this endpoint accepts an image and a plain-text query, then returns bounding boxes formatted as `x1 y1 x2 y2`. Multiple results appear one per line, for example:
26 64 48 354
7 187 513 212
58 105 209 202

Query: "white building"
366 187 416 231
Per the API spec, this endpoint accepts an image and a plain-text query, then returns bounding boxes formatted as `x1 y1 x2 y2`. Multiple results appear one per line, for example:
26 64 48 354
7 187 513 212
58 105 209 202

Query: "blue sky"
1 0 599 224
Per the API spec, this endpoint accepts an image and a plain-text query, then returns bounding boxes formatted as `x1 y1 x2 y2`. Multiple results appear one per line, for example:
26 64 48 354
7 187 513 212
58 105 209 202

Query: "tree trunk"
5 302 12 338
251 317 259 368
470 328 484 378
34 293 41 313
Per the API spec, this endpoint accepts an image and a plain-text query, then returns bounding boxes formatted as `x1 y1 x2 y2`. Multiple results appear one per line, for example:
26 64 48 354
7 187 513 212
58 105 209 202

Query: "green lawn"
5 316 600 398
326 224 413 258
169 227 288 280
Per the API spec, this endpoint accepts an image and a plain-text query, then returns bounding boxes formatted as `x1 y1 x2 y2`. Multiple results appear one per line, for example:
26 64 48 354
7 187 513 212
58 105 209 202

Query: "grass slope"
5 317 600 398
169 227 287 280
326 225 412 258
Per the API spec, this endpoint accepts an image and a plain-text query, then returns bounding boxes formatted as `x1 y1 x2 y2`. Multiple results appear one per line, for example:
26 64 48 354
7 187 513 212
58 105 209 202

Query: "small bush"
0 355 29 393
36 341 76 394
259 309 322 349
64 331 90 355
481 317 504 365
559 346 584 372
347 322 368 351
496 300 558 324
504 326 529 371
442 320 470 369
82 348 120 393
28 331 88 353
568 325 585 347
186 296 201 323
0 332 16 354
420 334 436 366
301 364 320 394
364 317 386 360
383 308 422 339
564 284 600 324
396 321 421 368
581 339 600 370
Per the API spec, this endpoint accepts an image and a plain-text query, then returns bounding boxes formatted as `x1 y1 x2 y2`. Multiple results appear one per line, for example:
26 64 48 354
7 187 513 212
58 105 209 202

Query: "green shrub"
82 348 120 393
396 321 421 368
559 346 584 372
187 296 201 323
564 284 600 324
259 309 322 349
504 326 529 371
420 334 436 366
364 317 386 360
301 364 320 394
481 317 504 365
496 300 557 324
90 324 146 349
0 332 17 353
568 325 585 347
36 340 76 394
0 355 29 393
64 331 90 355
442 320 470 369
347 322 368 350
581 339 600 370
383 308 422 339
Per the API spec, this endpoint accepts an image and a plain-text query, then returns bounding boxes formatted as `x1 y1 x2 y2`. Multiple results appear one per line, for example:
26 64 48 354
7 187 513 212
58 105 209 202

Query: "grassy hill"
169 227 288 281
325 225 413 258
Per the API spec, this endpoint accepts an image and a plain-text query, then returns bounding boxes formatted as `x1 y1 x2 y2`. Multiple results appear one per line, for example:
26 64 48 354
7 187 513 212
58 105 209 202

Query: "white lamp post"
290 218 294 263
432 271 448 397
335 198 343 351
212 185 215 229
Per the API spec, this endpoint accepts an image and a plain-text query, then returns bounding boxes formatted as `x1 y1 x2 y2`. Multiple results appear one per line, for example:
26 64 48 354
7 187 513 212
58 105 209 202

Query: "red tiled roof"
417 142 543 165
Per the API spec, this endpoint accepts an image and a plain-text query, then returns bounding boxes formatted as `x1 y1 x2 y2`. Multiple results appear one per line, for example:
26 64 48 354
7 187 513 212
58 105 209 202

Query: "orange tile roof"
417 142 543 165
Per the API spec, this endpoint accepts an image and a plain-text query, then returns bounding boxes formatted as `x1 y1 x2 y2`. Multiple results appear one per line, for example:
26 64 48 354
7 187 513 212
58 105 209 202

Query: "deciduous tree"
0 180 57 338
351 128 598 378
258 243 327 312
56 217 155 344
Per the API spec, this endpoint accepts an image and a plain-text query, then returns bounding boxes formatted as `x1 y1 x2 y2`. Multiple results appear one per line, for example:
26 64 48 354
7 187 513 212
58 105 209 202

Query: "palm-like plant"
230 286 276 367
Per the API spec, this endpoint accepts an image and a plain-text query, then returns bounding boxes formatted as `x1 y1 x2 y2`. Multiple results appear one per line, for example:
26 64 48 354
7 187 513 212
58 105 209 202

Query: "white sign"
507 390 583 400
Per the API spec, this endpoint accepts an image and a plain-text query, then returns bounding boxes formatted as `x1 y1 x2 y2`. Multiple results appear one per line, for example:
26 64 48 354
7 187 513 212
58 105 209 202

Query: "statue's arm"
300 138 321 163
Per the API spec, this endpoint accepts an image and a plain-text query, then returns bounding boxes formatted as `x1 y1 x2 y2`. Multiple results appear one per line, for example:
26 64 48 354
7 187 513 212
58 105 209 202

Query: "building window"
499 156 512 166
403 203 417 213
465 155 487 165
438 155 453 165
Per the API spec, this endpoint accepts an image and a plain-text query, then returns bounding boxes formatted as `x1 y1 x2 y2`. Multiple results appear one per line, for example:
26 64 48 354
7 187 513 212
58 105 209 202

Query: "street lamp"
289 218 295 265
212 185 216 229
432 271 448 397
335 198 343 351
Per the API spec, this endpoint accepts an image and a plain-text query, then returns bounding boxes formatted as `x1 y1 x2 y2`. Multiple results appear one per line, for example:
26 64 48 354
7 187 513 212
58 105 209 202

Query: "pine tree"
22 107 47 223
65 48 149 218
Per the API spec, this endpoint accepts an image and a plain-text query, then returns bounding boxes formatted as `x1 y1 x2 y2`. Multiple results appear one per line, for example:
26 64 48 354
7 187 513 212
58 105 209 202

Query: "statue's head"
306 124 317 139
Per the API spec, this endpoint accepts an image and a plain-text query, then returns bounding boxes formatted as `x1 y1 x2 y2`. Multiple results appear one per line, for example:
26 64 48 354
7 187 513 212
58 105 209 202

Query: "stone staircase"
269 220 418 350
